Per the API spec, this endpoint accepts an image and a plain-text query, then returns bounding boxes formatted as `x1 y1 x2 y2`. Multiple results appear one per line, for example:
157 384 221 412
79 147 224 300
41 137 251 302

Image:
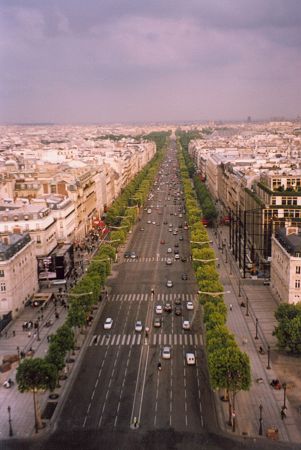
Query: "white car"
166 280 173 288
162 346 171 360
166 258 172 265
167 248 172 253
186 301 194 310
182 320 191 330
104 318 113 330
186 352 196 365
135 321 143 332
155 305 163 314
174 254 180 260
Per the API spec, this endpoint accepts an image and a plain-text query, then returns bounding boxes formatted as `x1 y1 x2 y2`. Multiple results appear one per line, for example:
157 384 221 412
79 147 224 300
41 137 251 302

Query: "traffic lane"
82 342 127 429
57 338 121 430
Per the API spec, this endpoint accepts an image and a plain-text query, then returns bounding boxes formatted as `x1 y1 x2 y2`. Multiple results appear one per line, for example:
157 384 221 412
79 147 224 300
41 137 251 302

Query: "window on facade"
36 235 41 244
293 197 297 205
51 185 56 194
0 270 4 277
295 280 301 288
296 266 301 274
271 197 276 205
0 282 6 292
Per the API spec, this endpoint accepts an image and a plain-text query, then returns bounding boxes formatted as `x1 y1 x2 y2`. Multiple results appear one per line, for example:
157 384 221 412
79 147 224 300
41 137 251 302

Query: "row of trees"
177 139 251 430
16 131 169 432
176 129 218 225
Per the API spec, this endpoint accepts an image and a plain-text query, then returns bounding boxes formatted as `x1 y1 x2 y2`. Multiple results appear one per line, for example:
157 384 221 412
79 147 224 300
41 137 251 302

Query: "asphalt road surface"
2 141 298 450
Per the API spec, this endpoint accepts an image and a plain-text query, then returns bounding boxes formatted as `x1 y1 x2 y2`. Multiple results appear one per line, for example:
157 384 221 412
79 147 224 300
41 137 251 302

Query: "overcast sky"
0 0 300 124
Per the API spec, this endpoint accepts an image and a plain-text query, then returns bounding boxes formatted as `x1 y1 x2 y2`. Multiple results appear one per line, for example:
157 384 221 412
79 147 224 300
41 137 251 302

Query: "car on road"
153 317 162 328
179 236 184 241
155 305 163 314
182 320 191 330
167 247 172 253
186 352 196 365
181 256 187 262
160 239 165 244
135 321 143 332
166 258 172 265
164 303 172 313
186 301 194 310
152 221 156 225
104 318 113 330
147 220 151 224
175 243 179 247
130 252 137 259
166 280 173 288
174 254 180 260
140 227 144 231
181 273 188 280
124 251 131 258
175 297 181 305
162 346 171 360
175 306 182 316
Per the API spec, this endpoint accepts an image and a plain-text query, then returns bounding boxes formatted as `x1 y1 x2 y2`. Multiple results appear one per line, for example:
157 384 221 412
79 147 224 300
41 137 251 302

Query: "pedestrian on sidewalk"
229 304 233 311
281 407 287 420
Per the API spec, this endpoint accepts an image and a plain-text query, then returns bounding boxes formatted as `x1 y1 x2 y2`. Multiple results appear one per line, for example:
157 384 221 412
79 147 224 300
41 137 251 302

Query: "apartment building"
271 227 301 304
0 233 38 324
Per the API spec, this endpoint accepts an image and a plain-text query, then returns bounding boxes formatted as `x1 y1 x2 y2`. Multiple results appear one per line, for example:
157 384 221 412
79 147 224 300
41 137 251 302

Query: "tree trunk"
33 390 43 432
227 390 232 426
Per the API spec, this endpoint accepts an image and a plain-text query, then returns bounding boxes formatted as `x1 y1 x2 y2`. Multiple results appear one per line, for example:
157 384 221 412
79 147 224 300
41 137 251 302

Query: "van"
186 352 196 365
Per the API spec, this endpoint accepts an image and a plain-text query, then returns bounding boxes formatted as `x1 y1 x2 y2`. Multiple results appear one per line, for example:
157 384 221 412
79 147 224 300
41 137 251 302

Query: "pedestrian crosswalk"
123 256 184 263
108 293 198 302
89 332 203 347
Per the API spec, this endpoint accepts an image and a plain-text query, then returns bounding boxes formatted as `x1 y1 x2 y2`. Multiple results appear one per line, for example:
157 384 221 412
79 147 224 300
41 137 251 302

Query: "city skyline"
0 0 300 124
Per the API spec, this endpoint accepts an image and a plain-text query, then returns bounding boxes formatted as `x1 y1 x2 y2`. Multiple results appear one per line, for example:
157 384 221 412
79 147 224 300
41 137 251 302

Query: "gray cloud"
0 0 300 123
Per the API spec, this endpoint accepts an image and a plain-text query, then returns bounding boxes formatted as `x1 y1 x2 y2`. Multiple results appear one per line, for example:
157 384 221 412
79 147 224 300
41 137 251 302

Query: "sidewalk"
208 226 301 444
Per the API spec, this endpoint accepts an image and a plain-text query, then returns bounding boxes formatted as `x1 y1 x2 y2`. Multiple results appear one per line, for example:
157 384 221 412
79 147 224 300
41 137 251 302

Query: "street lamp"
193 258 219 263
255 318 259 340
198 290 231 297
282 382 287 409
7 406 13 437
259 404 263 435
238 278 241 297
246 296 249 316
267 345 271 370
16 346 20 359
190 240 213 245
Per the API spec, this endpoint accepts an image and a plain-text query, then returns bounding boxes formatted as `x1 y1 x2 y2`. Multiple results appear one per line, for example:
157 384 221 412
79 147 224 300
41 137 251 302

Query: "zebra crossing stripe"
89 333 204 347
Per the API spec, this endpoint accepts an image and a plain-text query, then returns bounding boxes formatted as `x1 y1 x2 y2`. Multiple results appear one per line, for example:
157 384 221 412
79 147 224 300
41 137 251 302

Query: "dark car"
181 256 187 262
175 297 181 305
175 243 179 247
153 317 162 328
164 303 172 313
175 306 182 316
179 236 184 241
181 273 188 280
124 251 131 258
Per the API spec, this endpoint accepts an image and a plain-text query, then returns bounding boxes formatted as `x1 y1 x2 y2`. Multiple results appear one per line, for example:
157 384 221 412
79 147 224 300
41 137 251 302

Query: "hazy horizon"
0 0 300 124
